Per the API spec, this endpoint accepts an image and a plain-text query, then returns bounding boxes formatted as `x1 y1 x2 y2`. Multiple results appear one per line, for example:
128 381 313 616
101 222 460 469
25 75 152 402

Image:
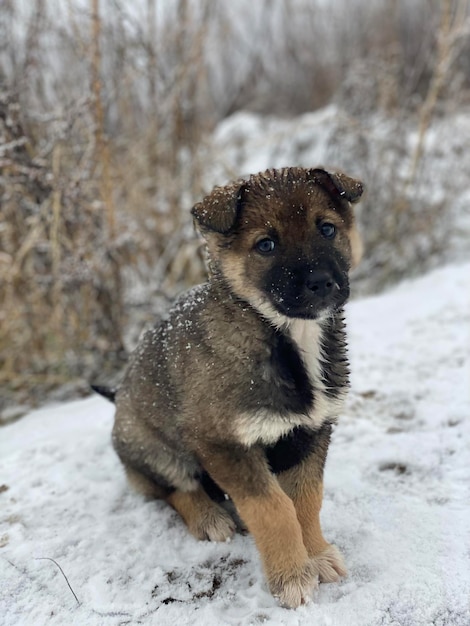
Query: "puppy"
103 167 363 608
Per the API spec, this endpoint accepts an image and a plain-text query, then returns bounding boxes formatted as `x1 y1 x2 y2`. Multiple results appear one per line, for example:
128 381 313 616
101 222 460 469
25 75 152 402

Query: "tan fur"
236 488 318 607
166 488 235 542
349 222 363 269
278 448 347 583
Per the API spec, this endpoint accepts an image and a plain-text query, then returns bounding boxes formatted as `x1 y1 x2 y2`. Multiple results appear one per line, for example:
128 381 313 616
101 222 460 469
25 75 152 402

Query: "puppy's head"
192 167 364 323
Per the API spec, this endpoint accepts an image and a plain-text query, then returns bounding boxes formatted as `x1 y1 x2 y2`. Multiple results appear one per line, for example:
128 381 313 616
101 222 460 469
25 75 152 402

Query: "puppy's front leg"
277 424 346 583
197 443 318 608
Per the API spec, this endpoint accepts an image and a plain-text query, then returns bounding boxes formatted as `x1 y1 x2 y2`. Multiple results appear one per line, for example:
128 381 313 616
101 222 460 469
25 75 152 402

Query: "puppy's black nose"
305 270 336 297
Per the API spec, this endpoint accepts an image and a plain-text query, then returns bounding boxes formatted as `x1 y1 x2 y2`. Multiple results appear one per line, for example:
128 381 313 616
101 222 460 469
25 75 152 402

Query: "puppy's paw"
188 504 236 542
311 544 347 583
269 560 319 609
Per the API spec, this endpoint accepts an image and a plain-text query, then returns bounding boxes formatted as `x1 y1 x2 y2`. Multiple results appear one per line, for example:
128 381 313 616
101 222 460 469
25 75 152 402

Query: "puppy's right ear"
191 182 247 234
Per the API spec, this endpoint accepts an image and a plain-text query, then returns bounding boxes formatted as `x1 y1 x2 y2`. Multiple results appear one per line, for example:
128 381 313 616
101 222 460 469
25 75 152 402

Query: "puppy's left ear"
191 182 247 234
309 168 364 204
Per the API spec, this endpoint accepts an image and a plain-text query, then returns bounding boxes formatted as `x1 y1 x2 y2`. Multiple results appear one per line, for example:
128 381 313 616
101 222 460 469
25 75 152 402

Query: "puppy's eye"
320 223 336 239
255 238 276 255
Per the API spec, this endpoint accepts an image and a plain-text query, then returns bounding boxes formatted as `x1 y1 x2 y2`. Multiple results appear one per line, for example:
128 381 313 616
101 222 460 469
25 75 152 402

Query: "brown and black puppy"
107 167 363 608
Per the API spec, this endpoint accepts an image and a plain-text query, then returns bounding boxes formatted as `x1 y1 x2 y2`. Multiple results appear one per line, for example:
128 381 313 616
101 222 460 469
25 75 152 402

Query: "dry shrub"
0 0 469 410
0 88 126 394
0 0 214 408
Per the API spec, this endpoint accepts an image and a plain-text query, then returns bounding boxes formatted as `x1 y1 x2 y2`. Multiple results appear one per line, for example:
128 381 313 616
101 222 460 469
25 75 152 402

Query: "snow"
211 106 343 184
1 262 469 626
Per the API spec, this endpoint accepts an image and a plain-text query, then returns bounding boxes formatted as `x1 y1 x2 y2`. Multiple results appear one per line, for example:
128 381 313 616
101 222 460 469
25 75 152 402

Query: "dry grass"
0 0 469 410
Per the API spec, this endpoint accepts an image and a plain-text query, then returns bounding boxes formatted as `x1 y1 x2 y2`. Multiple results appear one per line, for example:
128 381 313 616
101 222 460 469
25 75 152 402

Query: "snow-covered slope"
1 262 469 626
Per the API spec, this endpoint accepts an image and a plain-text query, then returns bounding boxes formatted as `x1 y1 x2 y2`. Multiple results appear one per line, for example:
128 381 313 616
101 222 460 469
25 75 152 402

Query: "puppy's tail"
90 384 116 403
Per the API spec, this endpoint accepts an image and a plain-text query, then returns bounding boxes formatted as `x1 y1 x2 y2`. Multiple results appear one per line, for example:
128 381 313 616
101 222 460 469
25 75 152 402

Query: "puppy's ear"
191 182 247 234
309 168 364 204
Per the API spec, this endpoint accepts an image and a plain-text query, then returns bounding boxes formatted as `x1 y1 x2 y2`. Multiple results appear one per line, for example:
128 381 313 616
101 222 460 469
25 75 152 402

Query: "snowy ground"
1 262 469 626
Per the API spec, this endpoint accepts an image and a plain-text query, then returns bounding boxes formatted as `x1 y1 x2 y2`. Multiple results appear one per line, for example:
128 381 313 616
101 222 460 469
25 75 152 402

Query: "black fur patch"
268 330 314 414
264 424 332 474
238 327 314 417
262 246 350 320
319 312 350 398
199 470 226 503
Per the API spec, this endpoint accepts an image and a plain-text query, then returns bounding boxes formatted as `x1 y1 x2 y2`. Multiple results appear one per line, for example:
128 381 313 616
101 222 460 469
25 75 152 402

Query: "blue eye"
320 223 336 239
255 238 276 254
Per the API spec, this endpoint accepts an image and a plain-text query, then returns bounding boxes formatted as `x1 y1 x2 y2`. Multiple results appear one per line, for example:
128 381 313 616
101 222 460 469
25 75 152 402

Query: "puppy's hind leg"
167 487 236 542
118 446 235 541
124 460 236 542
125 466 168 500
113 405 235 541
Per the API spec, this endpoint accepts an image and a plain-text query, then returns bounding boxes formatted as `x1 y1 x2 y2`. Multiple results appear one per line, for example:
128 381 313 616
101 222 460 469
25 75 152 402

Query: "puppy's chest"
273 319 345 417
234 319 347 447
288 319 324 392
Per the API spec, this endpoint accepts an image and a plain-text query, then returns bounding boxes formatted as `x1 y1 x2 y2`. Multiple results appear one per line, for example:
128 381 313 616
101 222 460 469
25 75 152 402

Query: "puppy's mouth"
269 292 347 320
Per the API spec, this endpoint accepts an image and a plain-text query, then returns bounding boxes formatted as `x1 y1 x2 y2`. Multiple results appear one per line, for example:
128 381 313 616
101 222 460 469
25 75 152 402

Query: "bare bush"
0 0 469 411
0 86 125 397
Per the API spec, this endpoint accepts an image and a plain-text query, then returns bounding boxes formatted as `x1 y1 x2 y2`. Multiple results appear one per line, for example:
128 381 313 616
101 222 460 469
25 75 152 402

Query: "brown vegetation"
0 0 469 410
